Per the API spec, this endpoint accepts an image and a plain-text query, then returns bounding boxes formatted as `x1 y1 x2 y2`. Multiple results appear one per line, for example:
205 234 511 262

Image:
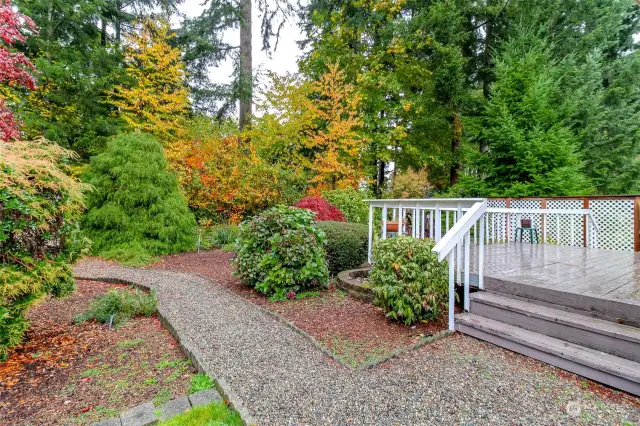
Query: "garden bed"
0 280 197 425
149 250 450 367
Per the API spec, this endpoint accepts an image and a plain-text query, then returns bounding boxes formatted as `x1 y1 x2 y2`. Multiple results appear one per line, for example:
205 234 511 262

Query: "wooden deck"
468 243 640 326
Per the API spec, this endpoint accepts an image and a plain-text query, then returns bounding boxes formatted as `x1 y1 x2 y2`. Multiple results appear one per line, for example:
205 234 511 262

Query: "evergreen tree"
83 132 197 264
471 31 590 197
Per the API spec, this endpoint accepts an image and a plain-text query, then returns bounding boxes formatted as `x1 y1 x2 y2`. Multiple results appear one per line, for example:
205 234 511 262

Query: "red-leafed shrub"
294 197 346 222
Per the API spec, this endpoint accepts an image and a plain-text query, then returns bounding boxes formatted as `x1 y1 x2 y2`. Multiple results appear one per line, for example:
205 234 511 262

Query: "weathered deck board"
469 243 640 302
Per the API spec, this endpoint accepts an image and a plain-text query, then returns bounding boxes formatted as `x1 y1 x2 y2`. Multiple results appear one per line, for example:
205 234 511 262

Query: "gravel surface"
74 260 640 426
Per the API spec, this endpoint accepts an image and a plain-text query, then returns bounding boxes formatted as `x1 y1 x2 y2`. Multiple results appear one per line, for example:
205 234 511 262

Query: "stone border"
75 274 258 426
336 267 373 303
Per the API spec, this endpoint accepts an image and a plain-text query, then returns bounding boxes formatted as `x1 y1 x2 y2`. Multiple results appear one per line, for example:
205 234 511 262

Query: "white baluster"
382 205 387 240
456 204 462 284
464 231 470 311
448 251 455 331
368 204 373 263
479 217 485 290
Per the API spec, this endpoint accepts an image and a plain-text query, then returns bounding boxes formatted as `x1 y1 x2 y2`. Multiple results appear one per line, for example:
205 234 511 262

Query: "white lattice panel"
590 199 634 251
486 199 507 244
546 199 584 247
510 199 542 243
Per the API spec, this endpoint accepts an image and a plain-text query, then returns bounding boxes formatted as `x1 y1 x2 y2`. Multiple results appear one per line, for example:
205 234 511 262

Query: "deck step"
456 313 640 396
470 292 640 363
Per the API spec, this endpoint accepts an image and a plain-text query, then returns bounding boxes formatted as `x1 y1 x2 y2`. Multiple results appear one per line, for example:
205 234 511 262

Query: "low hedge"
369 237 448 325
317 221 368 275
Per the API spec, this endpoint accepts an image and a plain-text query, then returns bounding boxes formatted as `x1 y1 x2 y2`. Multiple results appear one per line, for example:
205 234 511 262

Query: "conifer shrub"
234 206 329 300
369 237 448 325
316 221 368 274
83 133 197 265
294 197 346 222
0 139 88 359
75 288 156 327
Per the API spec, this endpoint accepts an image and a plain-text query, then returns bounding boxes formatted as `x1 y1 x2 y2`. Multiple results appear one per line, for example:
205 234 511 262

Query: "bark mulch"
149 249 449 367
0 280 196 425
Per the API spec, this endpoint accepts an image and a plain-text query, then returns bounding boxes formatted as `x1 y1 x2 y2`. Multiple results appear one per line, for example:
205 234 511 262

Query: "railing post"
479 216 485 290
435 206 441 242
464 231 470 311
368 204 374 263
398 206 403 236
382 205 387 240
634 197 640 252
448 251 455 331
456 203 462 284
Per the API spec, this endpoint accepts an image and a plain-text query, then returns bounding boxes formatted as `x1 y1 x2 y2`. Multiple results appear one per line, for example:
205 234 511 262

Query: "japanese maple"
294 197 346 222
0 0 37 141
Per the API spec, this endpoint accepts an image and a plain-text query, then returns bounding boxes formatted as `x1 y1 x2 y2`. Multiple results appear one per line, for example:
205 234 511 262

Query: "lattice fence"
487 197 636 251
590 199 634 251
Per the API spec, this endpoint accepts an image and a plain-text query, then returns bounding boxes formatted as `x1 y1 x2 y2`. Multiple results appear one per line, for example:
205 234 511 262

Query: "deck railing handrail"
433 201 487 262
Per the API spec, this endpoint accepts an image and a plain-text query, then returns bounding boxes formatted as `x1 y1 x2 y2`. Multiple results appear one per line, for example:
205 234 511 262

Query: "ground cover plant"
158 401 243 426
317 221 368 274
369 237 449 325
0 139 88 359
234 206 329 300
82 132 197 265
0 280 196 425
75 288 157 327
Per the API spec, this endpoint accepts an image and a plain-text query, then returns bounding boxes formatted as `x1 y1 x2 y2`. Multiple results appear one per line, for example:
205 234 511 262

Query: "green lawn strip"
158 402 243 426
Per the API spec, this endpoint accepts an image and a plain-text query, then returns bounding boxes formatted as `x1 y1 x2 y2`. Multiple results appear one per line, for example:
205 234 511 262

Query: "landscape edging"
75 273 258 426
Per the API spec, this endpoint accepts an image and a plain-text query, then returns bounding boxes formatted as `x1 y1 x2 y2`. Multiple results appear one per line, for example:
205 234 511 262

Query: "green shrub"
317 221 368 274
369 237 448 325
322 188 371 224
75 288 157 327
0 139 88 359
82 132 197 265
234 206 329 300
189 373 214 394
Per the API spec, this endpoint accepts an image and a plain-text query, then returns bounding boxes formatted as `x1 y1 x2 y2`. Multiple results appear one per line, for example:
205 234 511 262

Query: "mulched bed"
149 250 449 367
0 280 196 425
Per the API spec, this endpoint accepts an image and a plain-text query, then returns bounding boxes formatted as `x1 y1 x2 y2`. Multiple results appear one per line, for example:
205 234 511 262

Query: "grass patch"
74 288 156 327
117 338 144 349
80 367 103 378
158 402 242 426
295 291 321 300
189 373 214 394
153 388 171 407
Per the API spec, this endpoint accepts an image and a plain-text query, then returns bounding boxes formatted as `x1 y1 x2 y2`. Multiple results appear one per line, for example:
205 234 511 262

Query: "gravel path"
74 260 640 426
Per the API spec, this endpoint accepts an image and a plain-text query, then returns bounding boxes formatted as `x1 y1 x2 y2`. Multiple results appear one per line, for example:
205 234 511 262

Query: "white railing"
365 198 602 331
366 198 486 330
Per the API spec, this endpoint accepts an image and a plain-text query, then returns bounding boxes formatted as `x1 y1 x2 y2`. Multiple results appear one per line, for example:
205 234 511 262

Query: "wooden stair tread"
456 313 640 384
471 291 640 344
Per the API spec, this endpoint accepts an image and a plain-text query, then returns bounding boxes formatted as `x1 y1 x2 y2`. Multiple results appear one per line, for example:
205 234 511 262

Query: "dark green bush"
75 288 157 327
233 206 329 300
369 237 448 325
0 140 88 360
82 132 197 265
317 221 368 274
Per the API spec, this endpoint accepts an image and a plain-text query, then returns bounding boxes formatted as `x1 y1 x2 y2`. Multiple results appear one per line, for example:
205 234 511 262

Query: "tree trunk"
101 19 107 46
238 0 252 130
449 113 462 187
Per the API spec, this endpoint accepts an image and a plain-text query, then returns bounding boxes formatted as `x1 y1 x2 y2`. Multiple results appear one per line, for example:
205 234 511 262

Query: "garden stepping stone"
158 396 191 420
188 388 222 408
120 402 157 426
94 418 122 426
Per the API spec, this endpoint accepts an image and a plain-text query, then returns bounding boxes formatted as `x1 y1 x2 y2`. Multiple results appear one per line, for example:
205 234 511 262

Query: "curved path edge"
73 271 259 426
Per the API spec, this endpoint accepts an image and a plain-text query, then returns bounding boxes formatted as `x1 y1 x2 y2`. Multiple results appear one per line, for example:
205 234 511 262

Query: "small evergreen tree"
83 132 196 264
473 31 590 197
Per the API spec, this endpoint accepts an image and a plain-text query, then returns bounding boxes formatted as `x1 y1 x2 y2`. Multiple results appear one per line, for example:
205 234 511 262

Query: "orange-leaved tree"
253 64 366 196
108 19 188 142
171 120 292 223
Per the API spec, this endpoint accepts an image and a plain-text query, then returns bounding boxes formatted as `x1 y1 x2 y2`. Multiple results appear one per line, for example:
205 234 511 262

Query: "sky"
177 0 306 87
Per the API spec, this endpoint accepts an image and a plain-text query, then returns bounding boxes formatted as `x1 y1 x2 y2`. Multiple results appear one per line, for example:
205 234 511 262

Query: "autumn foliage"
108 19 188 142
294 197 346 222
0 0 37 141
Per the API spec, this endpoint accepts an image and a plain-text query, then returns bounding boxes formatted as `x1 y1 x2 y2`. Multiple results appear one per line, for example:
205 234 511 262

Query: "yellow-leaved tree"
253 64 366 196
109 19 188 142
